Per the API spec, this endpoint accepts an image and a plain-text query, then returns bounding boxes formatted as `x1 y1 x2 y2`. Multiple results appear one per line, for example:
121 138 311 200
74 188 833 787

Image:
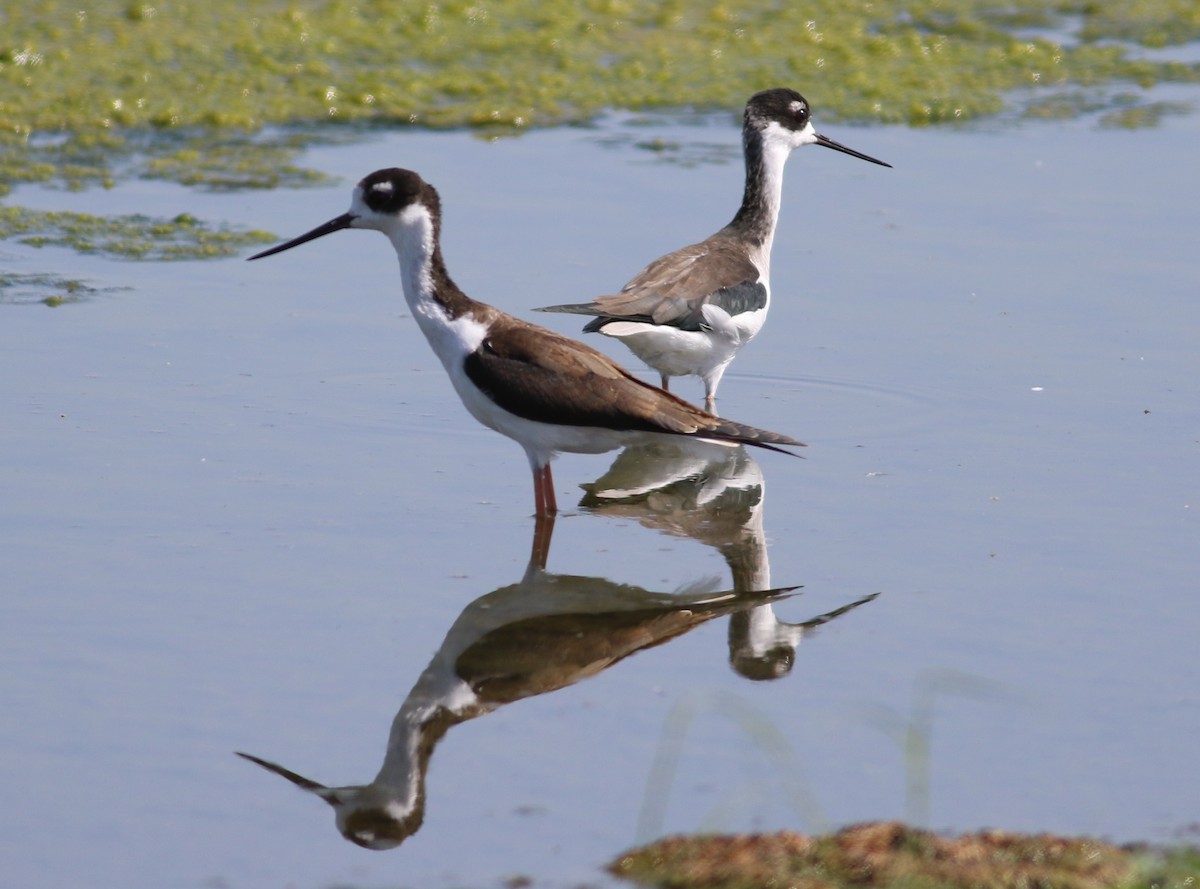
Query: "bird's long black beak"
247 212 357 260
236 751 336 802
814 133 892 168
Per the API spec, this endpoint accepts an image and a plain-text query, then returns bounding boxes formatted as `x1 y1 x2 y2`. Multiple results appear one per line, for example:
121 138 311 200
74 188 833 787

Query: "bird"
581 441 878 680
247 167 804 517
535 87 891 411
236 520 798 850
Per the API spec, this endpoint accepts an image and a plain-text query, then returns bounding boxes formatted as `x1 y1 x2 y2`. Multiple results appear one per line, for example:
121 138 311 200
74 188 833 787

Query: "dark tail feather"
744 438 805 456
533 303 611 333
533 302 601 316
702 420 806 455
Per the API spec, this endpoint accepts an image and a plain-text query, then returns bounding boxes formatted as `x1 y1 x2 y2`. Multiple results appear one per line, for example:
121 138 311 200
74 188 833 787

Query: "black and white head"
236 751 420 850
352 167 440 231
247 167 440 260
745 87 891 167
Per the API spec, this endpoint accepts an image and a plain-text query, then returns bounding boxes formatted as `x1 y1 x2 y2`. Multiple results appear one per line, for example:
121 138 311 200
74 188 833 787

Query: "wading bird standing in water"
537 88 891 411
249 167 805 517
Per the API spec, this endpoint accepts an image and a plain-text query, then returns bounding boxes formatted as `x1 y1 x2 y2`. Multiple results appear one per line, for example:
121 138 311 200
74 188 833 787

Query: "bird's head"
746 87 891 167
247 168 440 260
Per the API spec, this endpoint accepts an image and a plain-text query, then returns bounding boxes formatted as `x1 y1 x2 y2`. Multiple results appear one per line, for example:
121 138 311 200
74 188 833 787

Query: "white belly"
599 304 768 379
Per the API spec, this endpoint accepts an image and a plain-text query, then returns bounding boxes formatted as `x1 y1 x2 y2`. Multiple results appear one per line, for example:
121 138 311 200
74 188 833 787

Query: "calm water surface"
3 99 1198 888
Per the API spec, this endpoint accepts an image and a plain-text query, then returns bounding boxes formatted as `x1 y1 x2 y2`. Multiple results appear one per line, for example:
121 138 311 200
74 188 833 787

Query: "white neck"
387 205 440 321
377 204 488 372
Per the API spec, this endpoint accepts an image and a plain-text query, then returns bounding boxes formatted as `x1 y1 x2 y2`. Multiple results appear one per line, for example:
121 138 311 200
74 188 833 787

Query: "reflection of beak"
246 212 357 260
235 751 338 805
814 133 892 168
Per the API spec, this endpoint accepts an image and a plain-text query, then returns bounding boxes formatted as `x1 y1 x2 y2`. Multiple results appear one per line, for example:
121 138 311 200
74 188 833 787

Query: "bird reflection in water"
237 442 874 849
579 440 878 680
236 527 795 847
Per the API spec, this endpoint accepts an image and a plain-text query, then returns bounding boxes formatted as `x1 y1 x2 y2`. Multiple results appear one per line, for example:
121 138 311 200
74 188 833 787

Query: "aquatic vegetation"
0 128 336 197
138 131 335 191
608 821 1200 888
0 1 1196 154
0 205 275 260
0 201 275 299
1098 100 1194 128
0 0 1196 276
0 271 121 306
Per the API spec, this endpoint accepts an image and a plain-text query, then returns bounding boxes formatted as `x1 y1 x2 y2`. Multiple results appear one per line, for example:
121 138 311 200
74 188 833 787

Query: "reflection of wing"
540 238 766 333
457 580 795 705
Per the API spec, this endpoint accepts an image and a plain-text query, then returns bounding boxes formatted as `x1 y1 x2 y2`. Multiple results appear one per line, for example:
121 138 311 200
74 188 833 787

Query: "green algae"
0 128 337 197
2 0 1198 191
0 205 275 260
138 131 336 191
0 129 326 288
1 0 1197 150
0 271 121 306
1099 99 1194 128
1 0 1198 280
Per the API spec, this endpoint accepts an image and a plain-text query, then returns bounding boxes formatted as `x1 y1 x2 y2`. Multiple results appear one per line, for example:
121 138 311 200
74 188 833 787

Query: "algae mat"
4 1 1200 159
1 1 1198 278
3 0 1199 140
610 821 1200 889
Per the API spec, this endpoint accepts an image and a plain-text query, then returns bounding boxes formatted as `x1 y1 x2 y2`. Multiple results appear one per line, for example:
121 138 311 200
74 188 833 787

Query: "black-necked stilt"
237 520 796 850
248 167 804 517
536 87 890 411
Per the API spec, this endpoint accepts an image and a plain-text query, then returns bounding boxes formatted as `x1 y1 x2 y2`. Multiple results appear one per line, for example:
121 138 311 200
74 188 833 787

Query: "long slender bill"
247 212 357 260
235 751 330 794
814 133 892 168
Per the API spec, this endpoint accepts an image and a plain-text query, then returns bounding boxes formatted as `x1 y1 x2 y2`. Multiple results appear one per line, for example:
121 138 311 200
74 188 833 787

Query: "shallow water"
3 98 1199 888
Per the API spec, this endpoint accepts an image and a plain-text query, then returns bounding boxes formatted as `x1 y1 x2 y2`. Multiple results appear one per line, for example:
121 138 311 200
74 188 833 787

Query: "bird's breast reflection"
237 441 876 848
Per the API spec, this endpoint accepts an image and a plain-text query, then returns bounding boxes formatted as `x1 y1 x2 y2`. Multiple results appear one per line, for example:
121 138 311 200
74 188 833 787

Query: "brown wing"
536 237 764 331
462 316 803 450
613 239 760 306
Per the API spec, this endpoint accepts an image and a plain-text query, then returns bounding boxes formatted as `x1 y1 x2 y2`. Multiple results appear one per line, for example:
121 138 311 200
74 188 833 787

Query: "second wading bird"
536 88 890 411
249 168 804 517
